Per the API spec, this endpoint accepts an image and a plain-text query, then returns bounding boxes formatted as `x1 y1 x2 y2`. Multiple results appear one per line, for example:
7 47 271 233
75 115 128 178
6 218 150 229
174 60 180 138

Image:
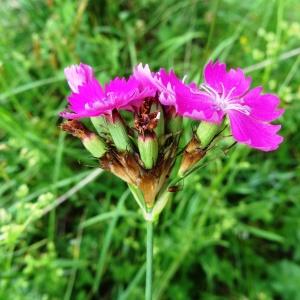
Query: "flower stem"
145 219 154 300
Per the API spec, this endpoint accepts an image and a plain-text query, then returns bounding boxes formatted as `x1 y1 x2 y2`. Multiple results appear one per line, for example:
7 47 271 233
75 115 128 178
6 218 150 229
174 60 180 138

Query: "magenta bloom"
61 63 154 119
133 63 194 111
177 61 284 151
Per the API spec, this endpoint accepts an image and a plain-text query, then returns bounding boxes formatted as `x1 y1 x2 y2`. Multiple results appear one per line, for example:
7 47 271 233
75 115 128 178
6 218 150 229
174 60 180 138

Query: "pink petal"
133 63 158 89
62 79 107 119
105 76 155 109
60 73 156 120
59 110 101 119
157 69 199 107
64 63 94 93
203 60 227 92
133 64 186 106
176 92 224 123
204 61 251 98
228 110 283 151
244 87 284 121
68 79 105 110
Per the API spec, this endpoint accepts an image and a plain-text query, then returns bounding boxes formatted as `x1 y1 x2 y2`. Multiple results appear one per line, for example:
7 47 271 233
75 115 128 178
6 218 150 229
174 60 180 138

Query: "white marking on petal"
92 101 102 109
199 83 251 115
84 103 92 110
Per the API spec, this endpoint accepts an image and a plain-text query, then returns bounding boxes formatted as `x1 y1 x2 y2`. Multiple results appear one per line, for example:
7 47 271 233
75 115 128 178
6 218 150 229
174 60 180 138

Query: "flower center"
200 83 251 115
134 98 160 135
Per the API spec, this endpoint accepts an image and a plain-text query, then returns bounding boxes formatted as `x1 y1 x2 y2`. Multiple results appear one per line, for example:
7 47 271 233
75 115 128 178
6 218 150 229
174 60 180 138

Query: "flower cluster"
60 61 284 219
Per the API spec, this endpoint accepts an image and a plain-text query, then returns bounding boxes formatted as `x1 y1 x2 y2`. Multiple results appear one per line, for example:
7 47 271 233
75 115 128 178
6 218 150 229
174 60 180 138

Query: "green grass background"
1 0 300 299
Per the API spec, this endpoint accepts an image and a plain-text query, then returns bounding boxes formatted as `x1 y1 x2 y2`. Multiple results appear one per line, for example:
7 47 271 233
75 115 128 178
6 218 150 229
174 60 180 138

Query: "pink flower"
133 63 194 111
177 61 284 151
61 63 154 119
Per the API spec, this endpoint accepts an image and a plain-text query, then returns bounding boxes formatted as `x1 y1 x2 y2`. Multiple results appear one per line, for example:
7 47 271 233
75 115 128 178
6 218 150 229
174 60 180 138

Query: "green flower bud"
90 116 108 135
61 120 107 158
166 107 182 134
138 133 158 169
196 121 223 148
167 115 182 134
106 110 132 152
82 134 107 158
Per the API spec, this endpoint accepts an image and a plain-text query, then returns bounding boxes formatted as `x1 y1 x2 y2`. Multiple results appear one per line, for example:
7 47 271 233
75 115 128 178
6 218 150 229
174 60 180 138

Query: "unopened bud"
90 116 108 135
167 115 182 134
61 120 107 158
196 121 223 148
166 107 182 134
138 133 158 169
82 134 107 158
106 110 132 152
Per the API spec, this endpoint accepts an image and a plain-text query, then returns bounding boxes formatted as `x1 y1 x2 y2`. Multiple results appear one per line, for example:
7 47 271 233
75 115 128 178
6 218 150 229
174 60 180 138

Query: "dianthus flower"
176 61 284 151
61 63 154 119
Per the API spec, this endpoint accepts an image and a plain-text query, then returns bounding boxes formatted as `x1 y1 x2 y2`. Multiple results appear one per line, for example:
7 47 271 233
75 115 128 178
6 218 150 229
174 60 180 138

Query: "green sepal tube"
90 116 108 135
167 115 182 134
82 134 107 158
138 133 158 169
106 111 132 152
196 120 222 148
151 102 165 139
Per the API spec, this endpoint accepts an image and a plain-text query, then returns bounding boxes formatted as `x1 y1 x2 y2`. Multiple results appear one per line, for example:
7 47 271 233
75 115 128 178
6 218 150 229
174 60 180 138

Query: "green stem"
145 220 154 300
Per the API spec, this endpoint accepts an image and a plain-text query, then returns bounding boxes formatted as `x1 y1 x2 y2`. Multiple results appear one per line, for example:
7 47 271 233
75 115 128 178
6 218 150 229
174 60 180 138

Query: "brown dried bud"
60 120 91 140
100 151 142 185
178 136 206 177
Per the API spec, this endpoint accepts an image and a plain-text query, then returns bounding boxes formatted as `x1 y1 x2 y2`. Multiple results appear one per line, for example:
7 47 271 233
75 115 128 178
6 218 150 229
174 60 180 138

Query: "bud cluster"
61 103 218 220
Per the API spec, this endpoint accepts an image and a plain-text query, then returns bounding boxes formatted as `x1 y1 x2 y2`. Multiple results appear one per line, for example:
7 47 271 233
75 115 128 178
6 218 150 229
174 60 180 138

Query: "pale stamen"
200 83 251 115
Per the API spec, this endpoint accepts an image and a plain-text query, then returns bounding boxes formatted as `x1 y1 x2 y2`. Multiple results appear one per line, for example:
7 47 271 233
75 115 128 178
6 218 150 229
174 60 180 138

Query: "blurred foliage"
1 0 300 299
